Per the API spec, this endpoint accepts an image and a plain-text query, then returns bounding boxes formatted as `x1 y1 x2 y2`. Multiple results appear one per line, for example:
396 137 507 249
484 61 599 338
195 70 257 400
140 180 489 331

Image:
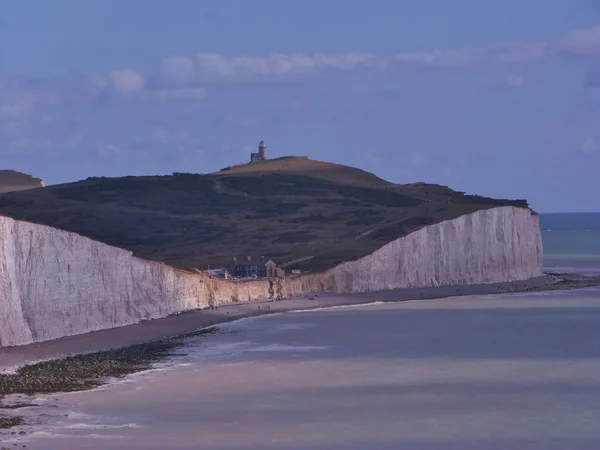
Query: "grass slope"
0 157 529 272
0 170 43 194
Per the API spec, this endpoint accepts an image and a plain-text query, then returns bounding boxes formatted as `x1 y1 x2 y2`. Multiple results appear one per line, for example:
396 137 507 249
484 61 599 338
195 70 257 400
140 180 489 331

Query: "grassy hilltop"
0 170 44 194
0 157 528 272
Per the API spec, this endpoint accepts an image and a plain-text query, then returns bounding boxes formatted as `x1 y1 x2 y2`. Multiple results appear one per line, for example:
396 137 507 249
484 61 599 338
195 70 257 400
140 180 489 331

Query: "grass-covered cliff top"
0 169 44 194
0 157 529 272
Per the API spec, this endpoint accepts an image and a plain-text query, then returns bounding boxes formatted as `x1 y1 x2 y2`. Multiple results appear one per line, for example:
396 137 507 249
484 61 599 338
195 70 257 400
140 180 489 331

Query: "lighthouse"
250 140 268 163
258 140 267 159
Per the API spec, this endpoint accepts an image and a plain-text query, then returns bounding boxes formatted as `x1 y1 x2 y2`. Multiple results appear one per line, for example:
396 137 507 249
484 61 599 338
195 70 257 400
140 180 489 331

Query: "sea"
3 212 600 450
541 212 600 275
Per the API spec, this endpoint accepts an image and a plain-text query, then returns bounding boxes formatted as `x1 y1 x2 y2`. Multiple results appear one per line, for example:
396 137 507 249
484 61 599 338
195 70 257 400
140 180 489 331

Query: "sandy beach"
0 275 559 372
3 272 600 446
3 287 600 449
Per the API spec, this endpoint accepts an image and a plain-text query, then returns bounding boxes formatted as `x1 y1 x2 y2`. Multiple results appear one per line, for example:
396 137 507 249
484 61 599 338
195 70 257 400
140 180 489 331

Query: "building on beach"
230 256 285 278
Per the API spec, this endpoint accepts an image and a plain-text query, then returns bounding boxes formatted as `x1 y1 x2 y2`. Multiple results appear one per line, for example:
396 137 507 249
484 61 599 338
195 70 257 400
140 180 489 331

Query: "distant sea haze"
540 212 600 275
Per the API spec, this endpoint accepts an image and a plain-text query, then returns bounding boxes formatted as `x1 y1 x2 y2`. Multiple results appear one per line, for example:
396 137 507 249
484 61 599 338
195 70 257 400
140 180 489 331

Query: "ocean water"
541 212 600 275
6 293 600 450
3 212 600 449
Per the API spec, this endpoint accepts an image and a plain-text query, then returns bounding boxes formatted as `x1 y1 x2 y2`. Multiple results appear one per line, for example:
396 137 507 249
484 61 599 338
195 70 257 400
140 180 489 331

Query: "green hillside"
0 157 529 272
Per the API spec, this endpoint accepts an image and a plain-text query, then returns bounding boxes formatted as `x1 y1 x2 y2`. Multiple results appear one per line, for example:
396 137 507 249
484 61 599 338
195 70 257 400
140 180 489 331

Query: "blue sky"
1 0 600 212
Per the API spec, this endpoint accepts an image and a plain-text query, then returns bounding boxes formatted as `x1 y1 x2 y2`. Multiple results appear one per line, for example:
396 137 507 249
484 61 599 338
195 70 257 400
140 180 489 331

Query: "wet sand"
4 291 600 449
0 276 560 372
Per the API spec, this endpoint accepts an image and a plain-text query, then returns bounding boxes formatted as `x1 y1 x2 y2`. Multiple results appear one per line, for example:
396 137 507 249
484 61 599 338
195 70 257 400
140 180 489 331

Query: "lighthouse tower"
250 140 268 163
258 140 267 160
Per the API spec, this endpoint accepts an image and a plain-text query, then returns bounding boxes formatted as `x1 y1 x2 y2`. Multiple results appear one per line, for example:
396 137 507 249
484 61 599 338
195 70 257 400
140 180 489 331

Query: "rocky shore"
526 272 600 292
0 328 217 433
1 273 599 432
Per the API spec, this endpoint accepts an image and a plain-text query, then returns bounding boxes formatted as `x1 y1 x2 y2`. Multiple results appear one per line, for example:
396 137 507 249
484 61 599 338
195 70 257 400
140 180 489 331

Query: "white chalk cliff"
287 206 543 293
0 206 542 347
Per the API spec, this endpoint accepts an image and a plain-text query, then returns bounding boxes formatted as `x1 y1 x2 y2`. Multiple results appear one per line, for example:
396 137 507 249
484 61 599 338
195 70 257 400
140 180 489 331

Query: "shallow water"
541 212 600 274
5 289 600 450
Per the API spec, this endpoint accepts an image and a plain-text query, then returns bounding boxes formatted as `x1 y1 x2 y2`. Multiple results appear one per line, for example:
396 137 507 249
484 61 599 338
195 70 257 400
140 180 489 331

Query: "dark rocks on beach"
0 415 24 429
528 273 600 292
0 327 218 429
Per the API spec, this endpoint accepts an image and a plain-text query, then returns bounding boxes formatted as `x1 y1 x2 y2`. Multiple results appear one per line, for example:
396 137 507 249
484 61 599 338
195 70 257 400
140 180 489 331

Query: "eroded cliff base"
4 273 600 433
0 275 555 370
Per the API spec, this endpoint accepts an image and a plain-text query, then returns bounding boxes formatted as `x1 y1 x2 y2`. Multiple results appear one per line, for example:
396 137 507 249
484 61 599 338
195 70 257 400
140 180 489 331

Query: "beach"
2 270 600 448
0 275 561 372
3 286 600 449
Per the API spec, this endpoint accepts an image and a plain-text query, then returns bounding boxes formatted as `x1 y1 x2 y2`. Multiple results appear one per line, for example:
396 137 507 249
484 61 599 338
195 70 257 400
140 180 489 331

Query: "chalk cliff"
0 206 542 347
287 206 543 293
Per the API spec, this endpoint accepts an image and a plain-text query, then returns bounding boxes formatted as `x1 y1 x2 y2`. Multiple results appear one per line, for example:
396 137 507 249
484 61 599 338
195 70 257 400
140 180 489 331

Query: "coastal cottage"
231 256 285 278
265 259 285 278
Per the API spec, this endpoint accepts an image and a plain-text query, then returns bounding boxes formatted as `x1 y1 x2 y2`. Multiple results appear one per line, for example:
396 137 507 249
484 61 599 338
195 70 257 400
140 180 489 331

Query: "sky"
1 0 600 212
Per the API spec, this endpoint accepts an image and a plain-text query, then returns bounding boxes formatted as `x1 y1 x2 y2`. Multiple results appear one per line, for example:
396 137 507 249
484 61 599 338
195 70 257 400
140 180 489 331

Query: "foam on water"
65 423 143 430
244 343 328 352
291 300 386 313
173 340 330 362
26 431 128 440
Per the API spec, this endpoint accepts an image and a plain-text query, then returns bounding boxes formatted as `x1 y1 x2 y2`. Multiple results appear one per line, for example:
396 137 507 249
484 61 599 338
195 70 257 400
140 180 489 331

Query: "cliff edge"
0 206 542 347
0 158 530 272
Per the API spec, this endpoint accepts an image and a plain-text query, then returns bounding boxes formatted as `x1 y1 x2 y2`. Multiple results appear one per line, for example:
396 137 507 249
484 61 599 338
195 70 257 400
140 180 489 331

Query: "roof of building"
233 258 276 266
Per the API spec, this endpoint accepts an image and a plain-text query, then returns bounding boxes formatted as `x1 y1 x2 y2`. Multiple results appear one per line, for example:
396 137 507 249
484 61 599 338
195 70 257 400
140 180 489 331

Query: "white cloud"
390 27 600 73
159 52 380 84
155 40 561 87
503 75 526 87
141 87 206 101
97 143 121 157
487 75 526 90
0 93 37 118
153 26 599 85
557 26 600 56
105 68 205 101
4 24 600 119
109 68 145 95
161 56 196 84
394 42 550 71
581 138 598 155
0 73 205 119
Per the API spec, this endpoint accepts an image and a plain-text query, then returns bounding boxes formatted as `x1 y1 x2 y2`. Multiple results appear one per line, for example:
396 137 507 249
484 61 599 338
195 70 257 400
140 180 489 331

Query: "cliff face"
287 206 543 293
0 206 542 347
0 216 273 347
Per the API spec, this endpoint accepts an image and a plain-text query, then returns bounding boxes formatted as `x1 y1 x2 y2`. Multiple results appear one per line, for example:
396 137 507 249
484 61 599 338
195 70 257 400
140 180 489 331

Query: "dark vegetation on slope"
0 157 529 272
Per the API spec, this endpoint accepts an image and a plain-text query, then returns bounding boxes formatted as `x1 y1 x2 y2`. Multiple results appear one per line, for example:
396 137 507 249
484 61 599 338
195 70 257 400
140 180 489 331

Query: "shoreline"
0 275 557 371
1 273 600 431
3 272 600 372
